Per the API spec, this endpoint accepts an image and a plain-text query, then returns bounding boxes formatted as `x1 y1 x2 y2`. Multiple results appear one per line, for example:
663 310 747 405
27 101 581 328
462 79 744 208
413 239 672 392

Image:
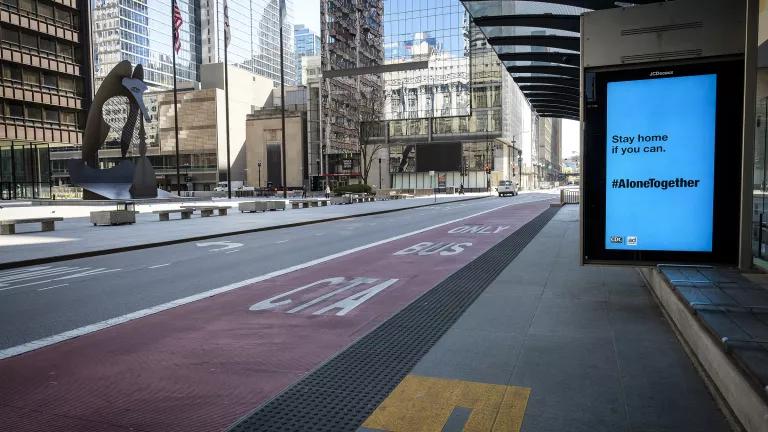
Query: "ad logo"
649 71 674 77
627 236 638 246
609 235 624 244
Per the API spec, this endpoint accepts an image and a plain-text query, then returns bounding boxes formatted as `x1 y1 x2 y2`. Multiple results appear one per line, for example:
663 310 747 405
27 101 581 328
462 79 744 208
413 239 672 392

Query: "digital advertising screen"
604 74 717 252
581 59 744 265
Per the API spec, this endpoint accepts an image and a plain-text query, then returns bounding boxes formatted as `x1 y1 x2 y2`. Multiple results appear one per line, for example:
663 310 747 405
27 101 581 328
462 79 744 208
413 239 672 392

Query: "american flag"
172 0 183 53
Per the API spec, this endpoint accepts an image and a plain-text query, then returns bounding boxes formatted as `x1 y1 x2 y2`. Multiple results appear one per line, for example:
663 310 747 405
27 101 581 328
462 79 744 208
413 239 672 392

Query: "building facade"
320 0 384 182
294 24 319 86
244 103 306 189
201 0 295 86
91 0 201 89
1 0 92 198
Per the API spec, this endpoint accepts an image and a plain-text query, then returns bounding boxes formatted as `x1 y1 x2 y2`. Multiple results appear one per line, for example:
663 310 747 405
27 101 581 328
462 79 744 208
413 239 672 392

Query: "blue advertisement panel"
604 74 717 252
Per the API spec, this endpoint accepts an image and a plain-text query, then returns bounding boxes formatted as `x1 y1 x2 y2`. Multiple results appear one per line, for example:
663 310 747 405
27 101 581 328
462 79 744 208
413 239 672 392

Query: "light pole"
257 161 262 188
378 157 382 190
518 155 523 190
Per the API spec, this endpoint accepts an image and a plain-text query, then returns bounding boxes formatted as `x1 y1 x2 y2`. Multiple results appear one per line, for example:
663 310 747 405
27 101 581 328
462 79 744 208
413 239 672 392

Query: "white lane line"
0 268 84 291
275 240 289 244
0 200 523 360
148 263 171 269
37 284 69 292
0 267 79 284
0 266 49 277
225 250 240 254
0 269 121 291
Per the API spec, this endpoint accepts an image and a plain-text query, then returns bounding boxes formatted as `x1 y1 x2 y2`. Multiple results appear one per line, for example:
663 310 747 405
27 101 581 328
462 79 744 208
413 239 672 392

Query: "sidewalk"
360 205 731 432
0 194 490 266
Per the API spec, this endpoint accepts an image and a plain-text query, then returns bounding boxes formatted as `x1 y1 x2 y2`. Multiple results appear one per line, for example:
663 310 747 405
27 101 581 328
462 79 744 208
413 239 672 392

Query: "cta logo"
609 235 624 244
650 71 674 77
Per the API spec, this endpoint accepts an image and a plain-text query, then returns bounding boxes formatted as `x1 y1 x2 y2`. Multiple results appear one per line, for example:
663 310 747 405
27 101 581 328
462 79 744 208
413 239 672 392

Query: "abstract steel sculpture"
68 61 163 200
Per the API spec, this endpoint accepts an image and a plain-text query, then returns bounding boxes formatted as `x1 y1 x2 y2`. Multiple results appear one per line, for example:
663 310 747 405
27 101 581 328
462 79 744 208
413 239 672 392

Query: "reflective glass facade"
92 0 202 89
201 0 295 86
382 0 470 119
294 24 319 85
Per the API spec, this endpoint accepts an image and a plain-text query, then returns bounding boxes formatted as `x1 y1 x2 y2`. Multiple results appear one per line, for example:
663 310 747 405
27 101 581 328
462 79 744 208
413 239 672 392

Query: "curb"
0 196 487 270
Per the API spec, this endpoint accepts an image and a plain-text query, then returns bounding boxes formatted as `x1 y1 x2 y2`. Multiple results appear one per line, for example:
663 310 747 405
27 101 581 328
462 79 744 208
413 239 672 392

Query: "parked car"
496 180 518 197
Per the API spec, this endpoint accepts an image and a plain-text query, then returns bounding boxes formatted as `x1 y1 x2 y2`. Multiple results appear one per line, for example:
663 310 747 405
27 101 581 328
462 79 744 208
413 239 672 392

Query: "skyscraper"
294 24 319 85
1 0 92 197
200 0 295 86
91 0 202 89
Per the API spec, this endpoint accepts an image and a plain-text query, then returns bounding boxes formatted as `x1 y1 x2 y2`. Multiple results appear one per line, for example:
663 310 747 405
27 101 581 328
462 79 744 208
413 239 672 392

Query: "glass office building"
200 0 295 86
294 24 319 85
91 0 202 89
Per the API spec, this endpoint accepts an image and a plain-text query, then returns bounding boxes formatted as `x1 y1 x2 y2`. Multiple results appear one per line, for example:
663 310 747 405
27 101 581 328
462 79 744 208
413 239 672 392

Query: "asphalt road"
0 194 553 351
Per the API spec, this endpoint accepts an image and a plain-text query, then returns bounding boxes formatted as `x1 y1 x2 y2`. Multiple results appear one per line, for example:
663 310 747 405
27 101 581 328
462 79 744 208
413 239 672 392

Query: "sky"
562 119 580 157
293 0 320 34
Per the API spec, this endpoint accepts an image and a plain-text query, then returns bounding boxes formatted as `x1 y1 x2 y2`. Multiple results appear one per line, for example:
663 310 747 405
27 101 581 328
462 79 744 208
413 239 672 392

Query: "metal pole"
740 0 759 270
378 157 382 190
258 162 262 188
279 2 288 199
171 10 182 196
224 38 232 199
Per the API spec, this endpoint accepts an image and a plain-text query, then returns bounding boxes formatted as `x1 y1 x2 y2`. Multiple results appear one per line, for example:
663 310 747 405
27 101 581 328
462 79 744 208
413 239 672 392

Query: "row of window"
0 26 78 60
0 0 80 30
1 62 82 94
2 101 79 125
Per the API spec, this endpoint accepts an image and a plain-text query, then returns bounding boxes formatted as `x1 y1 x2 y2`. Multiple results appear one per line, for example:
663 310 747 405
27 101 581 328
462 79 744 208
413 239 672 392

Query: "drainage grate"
228 207 560 432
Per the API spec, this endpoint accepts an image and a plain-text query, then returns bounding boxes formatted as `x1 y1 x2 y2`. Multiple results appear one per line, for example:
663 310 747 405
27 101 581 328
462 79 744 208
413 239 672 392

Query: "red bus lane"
0 200 552 432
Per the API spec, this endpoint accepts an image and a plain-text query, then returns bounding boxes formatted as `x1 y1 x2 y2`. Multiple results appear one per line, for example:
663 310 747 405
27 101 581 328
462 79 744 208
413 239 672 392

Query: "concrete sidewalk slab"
0 195 488 267
408 205 731 432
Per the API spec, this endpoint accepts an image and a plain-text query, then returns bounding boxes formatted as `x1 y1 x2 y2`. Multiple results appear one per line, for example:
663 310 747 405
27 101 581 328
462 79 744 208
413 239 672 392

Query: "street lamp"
257 161 262 189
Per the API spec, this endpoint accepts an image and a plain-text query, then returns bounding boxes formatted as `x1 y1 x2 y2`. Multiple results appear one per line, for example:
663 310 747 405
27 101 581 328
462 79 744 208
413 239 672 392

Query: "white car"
496 180 518 197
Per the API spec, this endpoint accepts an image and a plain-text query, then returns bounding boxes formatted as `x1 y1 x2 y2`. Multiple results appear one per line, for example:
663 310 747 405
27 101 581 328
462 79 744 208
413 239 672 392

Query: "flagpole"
279 0 287 199
224 34 232 199
171 1 181 196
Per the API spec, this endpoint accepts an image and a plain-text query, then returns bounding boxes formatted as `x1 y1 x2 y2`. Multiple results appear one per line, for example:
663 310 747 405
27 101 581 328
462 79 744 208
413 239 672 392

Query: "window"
23 68 39 85
18 0 32 12
37 2 53 18
60 111 76 124
1 28 19 44
59 76 74 91
39 37 55 53
43 108 58 122
20 32 37 49
5 102 23 118
26 105 42 120
55 8 71 25
41 72 57 87
2 0 18 8
2 64 21 81
57 42 73 58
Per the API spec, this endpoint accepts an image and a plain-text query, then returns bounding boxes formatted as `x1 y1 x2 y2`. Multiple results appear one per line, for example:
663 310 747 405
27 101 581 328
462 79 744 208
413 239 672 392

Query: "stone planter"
90 210 137 226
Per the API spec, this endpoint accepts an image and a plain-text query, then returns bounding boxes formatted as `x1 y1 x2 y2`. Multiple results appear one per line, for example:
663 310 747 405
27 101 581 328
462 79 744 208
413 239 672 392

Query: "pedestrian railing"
560 188 580 205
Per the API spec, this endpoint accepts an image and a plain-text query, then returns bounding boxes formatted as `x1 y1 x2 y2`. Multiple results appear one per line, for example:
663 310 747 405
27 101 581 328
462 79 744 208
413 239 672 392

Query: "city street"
0 194 552 355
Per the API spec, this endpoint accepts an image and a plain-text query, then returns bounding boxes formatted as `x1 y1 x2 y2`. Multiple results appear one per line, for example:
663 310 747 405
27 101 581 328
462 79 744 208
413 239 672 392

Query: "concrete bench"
290 199 330 209
351 196 375 203
0 217 64 235
239 201 269 213
264 200 287 211
152 209 194 221
180 205 229 217
90 210 137 226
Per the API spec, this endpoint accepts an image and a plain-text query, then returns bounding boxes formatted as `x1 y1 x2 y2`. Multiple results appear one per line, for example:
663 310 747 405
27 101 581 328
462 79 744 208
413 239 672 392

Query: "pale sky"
293 0 320 34
562 119 580 158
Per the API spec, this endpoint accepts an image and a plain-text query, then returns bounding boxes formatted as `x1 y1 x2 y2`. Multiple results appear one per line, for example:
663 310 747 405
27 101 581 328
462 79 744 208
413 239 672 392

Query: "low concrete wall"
640 267 768 432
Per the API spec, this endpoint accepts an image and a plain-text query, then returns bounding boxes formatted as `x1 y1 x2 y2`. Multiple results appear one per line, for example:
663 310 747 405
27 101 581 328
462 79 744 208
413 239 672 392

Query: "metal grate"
227 207 559 432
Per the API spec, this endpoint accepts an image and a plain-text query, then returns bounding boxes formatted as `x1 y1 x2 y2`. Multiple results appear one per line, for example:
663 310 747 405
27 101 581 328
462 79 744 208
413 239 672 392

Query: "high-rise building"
1 0 92 198
320 0 384 171
201 0 295 86
294 24 319 86
91 0 202 89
